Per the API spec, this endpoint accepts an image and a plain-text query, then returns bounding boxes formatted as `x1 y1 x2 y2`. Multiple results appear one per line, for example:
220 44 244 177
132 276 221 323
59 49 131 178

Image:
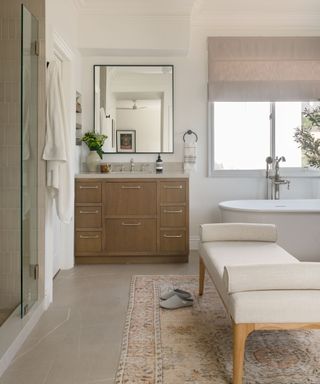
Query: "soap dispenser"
156 153 163 173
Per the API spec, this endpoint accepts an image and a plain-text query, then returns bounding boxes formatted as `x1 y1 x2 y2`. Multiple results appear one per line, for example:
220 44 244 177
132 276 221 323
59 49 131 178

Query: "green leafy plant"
294 105 320 169
81 132 107 159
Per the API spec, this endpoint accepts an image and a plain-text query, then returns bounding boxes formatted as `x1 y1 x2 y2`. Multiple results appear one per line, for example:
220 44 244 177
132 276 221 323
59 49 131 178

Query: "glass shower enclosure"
21 5 39 317
0 4 39 327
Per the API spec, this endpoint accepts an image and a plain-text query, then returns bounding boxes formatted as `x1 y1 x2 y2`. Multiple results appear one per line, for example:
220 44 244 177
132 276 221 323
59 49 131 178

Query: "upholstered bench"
199 223 320 384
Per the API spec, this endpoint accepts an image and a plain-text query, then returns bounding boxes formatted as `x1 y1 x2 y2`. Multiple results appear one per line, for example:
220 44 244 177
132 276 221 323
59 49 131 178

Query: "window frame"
208 102 320 178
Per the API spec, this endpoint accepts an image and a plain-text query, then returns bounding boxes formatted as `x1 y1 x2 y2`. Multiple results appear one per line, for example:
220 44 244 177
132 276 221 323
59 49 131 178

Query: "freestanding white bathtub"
219 199 320 262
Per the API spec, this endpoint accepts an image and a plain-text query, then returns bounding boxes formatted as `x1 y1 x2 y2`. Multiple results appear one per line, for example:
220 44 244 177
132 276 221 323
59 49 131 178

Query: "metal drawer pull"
164 185 183 189
121 186 142 189
79 210 99 214
164 209 183 214
79 235 99 239
164 234 183 238
79 185 99 189
121 222 142 226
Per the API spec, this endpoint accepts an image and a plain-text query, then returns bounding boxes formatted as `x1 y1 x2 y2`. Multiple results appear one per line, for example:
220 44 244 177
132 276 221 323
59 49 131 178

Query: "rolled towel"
223 263 320 294
184 142 197 172
200 223 277 243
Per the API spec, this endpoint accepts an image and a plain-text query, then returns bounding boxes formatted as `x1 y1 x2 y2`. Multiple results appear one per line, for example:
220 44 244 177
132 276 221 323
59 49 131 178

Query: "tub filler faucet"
266 156 290 200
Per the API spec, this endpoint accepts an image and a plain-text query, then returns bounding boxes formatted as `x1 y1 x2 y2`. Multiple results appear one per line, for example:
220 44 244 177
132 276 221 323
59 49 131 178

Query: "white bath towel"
100 107 107 134
43 61 74 223
184 142 197 172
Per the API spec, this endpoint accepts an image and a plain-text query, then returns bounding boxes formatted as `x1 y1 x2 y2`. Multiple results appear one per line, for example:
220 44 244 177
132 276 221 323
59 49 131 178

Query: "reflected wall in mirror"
94 65 174 153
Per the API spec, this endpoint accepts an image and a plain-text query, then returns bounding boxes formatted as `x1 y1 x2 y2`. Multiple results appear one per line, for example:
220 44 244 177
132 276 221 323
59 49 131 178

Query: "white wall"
80 22 320 247
45 0 82 305
117 108 161 152
78 15 191 56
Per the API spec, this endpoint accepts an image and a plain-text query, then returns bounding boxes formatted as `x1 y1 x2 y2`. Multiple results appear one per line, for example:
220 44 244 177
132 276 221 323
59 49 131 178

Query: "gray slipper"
160 295 193 309
160 288 192 301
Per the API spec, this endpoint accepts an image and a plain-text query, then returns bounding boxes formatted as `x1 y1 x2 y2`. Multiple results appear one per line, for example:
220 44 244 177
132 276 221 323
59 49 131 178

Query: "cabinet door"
76 231 102 253
160 181 187 204
105 219 157 253
75 206 102 228
104 182 157 216
160 230 187 254
160 206 186 227
76 182 101 203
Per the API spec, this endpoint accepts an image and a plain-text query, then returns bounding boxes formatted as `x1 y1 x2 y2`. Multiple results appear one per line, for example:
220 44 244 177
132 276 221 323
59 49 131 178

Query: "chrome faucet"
130 158 135 172
266 156 290 199
275 156 286 176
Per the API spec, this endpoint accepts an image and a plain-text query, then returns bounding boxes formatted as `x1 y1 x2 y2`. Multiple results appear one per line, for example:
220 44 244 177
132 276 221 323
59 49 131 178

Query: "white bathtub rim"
219 199 320 213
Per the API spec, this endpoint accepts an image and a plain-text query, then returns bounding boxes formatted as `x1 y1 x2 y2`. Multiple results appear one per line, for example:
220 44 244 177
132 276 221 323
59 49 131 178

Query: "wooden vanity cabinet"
159 181 188 255
103 180 157 255
75 178 189 263
75 181 102 255
104 181 157 216
104 219 157 254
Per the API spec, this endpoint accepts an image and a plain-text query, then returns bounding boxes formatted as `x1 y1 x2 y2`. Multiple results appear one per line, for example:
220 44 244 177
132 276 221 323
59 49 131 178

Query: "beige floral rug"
115 275 320 384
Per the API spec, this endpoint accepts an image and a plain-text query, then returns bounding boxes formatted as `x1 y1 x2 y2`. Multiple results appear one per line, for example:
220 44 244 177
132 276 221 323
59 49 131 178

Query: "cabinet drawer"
104 182 157 216
76 182 102 203
160 181 187 204
76 231 102 253
160 206 186 227
76 206 102 228
105 219 156 253
160 230 187 253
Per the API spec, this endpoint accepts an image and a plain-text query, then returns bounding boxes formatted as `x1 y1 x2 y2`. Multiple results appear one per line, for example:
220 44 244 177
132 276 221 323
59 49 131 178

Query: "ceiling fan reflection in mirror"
116 100 147 111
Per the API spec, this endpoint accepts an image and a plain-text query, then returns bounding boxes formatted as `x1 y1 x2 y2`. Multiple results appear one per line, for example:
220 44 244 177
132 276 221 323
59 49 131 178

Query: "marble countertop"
75 171 189 179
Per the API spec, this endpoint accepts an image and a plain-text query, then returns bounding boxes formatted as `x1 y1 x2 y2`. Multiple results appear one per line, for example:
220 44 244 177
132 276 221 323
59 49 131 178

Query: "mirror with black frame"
94 65 174 153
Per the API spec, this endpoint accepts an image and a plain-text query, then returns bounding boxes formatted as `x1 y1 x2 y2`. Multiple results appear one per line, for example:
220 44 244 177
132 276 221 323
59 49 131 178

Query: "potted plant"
81 132 107 172
294 105 320 169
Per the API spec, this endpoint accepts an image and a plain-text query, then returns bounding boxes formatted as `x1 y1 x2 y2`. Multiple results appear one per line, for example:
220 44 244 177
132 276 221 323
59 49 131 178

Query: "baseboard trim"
190 236 200 250
0 299 45 377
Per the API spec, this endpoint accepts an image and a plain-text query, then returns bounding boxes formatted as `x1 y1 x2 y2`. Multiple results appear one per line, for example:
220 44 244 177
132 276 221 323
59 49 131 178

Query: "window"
211 101 320 175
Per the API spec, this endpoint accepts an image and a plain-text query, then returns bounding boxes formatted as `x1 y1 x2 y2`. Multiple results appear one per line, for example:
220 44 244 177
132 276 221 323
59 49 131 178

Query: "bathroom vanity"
75 173 189 263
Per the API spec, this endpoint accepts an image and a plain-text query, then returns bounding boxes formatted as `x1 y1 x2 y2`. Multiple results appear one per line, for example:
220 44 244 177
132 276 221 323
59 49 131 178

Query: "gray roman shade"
208 37 320 101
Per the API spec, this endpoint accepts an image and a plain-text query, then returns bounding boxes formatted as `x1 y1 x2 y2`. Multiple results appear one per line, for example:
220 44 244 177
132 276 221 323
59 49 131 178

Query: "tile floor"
0 252 199 384
0 310 12 328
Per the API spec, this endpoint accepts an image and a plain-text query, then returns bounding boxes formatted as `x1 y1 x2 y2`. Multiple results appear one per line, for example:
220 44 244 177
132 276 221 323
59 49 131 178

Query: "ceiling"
73 0 195 16
74 0 320 56
73 0 320 19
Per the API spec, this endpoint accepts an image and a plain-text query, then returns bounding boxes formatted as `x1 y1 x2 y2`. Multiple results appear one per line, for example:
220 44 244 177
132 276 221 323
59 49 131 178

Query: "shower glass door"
21 5 39 317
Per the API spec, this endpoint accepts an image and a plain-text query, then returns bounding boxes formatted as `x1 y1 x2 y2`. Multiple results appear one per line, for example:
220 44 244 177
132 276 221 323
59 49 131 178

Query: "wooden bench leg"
233 323 254 384
199 257 205 296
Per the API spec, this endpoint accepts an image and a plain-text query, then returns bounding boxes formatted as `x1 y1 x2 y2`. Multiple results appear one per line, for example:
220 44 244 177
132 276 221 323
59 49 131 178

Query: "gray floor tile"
0 252 199 383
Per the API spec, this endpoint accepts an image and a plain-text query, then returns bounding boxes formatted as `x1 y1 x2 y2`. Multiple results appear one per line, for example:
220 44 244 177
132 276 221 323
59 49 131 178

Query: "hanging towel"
43 61 74 223
99 107 107 134
184 142 197 172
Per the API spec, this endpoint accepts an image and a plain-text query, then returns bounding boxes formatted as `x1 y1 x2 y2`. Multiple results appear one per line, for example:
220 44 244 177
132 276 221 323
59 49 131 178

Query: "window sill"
210 168 320 179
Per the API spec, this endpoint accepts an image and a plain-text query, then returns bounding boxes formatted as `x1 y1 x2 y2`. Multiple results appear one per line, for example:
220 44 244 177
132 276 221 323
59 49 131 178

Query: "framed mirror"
94 65 174 153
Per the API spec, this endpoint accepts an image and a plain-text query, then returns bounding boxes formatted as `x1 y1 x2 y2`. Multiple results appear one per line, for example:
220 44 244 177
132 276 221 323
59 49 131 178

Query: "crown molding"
78 13 191 23
73 0 196 17
79 47 189 57
52 31 75 61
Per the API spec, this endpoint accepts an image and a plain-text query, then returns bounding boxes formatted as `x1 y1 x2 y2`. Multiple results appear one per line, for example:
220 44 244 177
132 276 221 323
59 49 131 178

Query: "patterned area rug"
115 275 320 384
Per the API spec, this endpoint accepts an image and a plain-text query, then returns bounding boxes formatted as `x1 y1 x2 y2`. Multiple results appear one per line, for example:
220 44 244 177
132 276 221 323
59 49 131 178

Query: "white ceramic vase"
86 151 100 172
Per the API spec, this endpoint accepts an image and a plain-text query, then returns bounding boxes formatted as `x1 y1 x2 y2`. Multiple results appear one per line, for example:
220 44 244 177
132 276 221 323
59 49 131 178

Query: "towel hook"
183 130 198 142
